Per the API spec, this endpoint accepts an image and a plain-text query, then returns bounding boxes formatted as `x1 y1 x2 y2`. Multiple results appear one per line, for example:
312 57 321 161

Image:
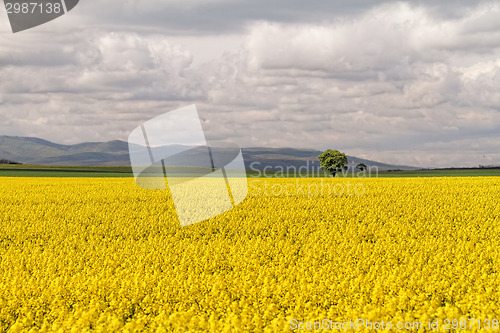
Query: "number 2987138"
5 2 62 14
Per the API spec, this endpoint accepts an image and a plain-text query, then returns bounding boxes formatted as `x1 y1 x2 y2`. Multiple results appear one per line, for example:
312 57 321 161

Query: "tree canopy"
356 163 367 171
318 149 348 177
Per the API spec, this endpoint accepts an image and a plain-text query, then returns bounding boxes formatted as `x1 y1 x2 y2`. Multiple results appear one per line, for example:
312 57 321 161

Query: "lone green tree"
318 149 348 177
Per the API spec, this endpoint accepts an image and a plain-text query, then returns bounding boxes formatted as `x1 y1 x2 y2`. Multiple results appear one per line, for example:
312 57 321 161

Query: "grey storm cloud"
75 0 487 33
1 0 500 167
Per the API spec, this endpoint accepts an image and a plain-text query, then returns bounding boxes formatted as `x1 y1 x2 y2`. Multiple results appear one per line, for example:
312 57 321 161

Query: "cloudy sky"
1 0 500 167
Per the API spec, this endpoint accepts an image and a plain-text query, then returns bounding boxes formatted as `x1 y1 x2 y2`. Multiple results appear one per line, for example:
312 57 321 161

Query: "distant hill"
0 136 418 171
0 136 130 166
241 147 417 172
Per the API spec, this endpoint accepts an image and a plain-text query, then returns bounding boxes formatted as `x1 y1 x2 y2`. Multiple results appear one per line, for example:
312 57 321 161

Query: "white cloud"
1 1 500 167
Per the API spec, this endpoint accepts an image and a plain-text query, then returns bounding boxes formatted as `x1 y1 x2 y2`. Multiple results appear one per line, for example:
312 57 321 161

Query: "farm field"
0 165 133 178
2 164 500 178
1 177 500 332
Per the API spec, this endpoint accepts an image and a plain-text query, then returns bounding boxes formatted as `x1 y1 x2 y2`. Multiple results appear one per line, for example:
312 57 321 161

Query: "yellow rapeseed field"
1 177 500 332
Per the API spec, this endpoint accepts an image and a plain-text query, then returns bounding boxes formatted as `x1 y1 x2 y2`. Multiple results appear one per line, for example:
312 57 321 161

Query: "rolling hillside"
0 136 130 166
0 136 418 171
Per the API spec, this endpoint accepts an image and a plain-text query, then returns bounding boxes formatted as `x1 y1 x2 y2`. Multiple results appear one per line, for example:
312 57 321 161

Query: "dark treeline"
0 159 22 165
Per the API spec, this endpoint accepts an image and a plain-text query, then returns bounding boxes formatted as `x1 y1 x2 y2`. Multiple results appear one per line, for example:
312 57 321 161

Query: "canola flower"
0 177 499 332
